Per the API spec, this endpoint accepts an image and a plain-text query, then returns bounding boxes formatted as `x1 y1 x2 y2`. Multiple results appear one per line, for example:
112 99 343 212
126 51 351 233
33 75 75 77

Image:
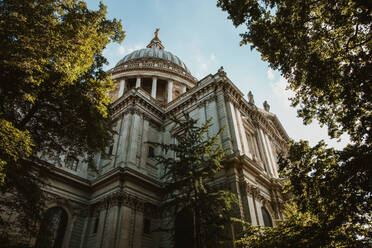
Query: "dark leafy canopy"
217 0 371 143
150 114 238 248
0 0 124 245
0 0 124 167
217 0 371 247
234 201 367 248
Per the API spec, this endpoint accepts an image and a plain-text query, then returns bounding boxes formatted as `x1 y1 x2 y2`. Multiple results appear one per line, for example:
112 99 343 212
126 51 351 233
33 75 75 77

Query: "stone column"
256 201 265 226
133 211 144 248
136 77 141 88
227 101 242 153
167 80 173 103
117 206 132 247
128 113 141 167
117 114 130 167
257 129 272 175
151 77 157 98
247 195 258 225
236 109 251 158
118 79 125 97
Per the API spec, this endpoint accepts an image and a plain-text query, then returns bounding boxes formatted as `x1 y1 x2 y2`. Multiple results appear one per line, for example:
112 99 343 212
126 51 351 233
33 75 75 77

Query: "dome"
115 29 192 76
115 47 191 74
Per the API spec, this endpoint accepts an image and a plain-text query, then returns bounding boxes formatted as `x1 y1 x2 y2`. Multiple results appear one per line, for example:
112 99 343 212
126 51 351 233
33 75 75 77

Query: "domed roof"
116 47 190 74
115 30 191 74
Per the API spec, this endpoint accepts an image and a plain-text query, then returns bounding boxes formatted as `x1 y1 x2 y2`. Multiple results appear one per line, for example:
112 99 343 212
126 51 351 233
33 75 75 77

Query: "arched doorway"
175 207 194 248
35 207 68 248
261 207 273 227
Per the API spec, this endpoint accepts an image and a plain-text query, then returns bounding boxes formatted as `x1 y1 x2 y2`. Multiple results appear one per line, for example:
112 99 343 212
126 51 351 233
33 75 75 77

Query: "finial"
263 100 270 111
146 28 164 50
248 91 255 104
217 66 226 77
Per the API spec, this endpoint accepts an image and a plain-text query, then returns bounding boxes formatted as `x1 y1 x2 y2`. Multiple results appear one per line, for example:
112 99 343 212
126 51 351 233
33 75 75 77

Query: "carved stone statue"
263 100 270 111
217 66 227 78
154 28 160 38
248 91 255 104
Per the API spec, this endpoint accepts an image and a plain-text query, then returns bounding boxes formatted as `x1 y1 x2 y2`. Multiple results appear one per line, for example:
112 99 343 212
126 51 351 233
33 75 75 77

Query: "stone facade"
36 35 289 248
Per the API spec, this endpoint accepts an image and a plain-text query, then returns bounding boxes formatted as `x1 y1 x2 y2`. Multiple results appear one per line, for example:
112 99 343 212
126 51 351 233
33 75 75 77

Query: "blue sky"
86 0 348 149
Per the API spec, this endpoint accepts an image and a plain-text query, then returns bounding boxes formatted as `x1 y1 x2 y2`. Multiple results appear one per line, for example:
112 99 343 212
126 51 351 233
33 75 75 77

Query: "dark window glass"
261 207 273 227
35 207 68 248
65 155 78 171
108 145 113 155
148 146 155 158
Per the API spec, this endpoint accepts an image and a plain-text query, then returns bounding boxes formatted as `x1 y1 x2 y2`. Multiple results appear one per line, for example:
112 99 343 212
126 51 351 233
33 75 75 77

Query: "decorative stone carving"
263 100 270 112
217 66 227 78
93 191 146 212
248 91 255 104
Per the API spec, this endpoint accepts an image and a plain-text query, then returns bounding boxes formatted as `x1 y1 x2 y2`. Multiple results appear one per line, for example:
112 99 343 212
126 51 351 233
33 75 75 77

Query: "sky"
86 0 348 149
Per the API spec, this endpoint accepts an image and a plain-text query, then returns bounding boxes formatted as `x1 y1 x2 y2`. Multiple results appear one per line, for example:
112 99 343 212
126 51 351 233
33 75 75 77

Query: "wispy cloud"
119 44 144 54
193 53 218 79
210 53 216 62
118 45 126 55
267 68 275 80
271 76 294 107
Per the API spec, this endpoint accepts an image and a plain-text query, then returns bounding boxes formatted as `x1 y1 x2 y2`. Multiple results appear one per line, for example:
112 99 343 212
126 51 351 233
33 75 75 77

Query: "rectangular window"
108 145 114 155
65 155 79 171
143 218 151 234
148 146 155 158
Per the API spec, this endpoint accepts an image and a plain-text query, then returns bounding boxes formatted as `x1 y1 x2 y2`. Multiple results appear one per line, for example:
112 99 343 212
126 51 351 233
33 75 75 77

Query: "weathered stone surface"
35 34 289 248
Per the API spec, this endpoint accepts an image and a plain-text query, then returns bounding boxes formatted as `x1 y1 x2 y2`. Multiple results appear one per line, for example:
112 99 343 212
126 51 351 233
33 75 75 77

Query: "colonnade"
117 76 187 103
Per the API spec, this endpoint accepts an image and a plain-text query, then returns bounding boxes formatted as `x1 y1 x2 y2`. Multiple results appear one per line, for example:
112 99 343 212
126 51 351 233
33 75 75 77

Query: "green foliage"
0 0 124 245
217 0 371 247
235 202 366 248
150 114 237 248
217 0 371 144
279 141 371 232
0 119 33 185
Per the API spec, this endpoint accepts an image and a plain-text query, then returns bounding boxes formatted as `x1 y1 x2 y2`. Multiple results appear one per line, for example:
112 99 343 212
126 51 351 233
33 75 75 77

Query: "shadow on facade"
35 207 68 248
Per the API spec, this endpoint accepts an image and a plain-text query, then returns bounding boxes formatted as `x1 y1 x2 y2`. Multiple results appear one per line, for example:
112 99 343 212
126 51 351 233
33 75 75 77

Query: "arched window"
261 207 273 227
36 207 68 248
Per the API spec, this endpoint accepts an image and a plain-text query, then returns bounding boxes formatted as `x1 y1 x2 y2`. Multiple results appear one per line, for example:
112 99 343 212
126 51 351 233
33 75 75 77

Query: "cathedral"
37 32 289 248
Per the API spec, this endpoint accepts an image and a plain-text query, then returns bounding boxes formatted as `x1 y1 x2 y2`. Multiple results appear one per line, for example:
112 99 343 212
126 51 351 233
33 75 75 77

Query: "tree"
0 0 124 246
150 114 238 248
234 201 365 248
217 0 371 246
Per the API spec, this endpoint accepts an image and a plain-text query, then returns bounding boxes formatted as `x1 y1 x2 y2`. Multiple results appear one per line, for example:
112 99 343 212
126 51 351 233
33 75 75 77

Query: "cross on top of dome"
146 28 165 50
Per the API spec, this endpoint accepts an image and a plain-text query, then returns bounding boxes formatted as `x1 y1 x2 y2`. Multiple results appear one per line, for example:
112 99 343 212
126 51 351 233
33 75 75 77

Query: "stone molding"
90 191 150 214
110 58 197 84
240 180 279 220
222 85 288 150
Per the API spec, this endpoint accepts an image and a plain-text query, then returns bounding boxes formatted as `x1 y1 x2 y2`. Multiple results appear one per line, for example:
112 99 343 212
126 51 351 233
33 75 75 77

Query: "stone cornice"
161 70 288 151
91 166 161 190
220 81 288 151
91 190 146 212
111 88 165 127
109 67 288 153
109 58 197 84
